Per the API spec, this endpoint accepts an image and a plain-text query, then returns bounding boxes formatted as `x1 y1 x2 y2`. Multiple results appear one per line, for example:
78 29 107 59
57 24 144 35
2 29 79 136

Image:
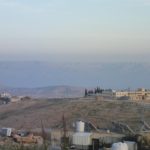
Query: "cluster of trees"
84 87 104 97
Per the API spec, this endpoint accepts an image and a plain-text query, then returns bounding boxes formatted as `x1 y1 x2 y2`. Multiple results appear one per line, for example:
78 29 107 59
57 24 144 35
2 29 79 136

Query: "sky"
0 0 150 62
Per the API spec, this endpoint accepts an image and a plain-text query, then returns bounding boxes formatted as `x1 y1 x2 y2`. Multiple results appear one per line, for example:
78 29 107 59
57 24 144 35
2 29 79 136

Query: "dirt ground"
0 98 149 132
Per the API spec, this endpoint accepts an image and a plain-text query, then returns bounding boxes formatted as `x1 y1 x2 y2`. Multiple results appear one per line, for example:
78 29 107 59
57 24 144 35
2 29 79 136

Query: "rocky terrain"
0 97 149 132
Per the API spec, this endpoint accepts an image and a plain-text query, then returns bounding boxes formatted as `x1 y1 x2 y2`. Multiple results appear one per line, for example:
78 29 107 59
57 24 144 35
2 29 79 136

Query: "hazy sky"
0 0 150 62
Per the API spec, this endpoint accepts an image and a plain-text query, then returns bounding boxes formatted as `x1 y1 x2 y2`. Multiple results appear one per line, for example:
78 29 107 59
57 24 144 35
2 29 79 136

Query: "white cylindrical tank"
111 142 128 150
76 121 85 132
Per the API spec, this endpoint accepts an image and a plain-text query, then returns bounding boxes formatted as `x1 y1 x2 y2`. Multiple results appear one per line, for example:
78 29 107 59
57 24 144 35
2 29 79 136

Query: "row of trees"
84 87 104 97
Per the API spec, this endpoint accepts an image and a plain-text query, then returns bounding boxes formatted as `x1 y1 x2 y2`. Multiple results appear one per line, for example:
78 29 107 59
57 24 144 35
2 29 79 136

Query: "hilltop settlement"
0 87 149 150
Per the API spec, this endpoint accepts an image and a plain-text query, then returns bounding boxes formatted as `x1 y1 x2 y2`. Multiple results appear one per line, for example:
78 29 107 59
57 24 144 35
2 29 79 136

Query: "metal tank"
76 121 85 132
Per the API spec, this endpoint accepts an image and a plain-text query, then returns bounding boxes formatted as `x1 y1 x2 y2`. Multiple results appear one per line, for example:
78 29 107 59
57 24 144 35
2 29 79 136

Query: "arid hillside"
0 98 149 132
0 85 85 98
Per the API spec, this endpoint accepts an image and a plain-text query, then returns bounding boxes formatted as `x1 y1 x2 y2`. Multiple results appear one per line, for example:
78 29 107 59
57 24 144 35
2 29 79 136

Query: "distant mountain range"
0 61 150 97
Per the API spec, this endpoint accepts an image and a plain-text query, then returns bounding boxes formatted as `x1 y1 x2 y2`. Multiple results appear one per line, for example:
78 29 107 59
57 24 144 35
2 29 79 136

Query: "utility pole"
61 114 68 150
62 114 67 139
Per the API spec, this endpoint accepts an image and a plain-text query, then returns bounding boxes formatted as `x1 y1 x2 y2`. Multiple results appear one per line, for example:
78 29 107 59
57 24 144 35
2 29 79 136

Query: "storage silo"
76 121 85 132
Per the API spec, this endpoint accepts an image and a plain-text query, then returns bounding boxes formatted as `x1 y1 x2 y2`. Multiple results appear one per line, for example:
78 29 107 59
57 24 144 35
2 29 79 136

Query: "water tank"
76 121 85 132
111 142 128 150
